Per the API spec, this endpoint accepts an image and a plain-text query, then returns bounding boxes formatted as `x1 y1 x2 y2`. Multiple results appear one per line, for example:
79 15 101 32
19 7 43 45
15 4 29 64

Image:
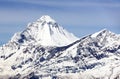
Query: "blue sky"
0 0 120 45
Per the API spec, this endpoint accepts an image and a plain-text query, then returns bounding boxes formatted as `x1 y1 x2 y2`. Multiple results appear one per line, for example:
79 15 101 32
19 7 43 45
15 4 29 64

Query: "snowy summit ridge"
0 15 120 79
38 15 56 23
10 15 78 46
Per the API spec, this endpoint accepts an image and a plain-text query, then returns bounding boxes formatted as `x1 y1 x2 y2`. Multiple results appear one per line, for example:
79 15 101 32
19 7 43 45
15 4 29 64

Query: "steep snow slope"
0 15 78 78
53 29 120 79
31 29 120 79
10 15 78 46
0 15 120 79
3 29 120 79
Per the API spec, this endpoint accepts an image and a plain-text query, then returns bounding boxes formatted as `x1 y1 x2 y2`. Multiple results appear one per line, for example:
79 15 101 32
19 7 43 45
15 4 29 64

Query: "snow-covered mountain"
0 15 120 79
10 15 78 46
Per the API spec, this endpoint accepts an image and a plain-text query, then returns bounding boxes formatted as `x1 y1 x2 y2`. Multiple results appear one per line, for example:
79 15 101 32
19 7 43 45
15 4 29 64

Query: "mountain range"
0 15 120 79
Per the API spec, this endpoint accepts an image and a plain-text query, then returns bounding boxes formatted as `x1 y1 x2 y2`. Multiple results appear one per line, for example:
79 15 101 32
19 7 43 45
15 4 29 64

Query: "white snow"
91 29 107 38
0 15 120 79
10 15 78 46
38 15 56 23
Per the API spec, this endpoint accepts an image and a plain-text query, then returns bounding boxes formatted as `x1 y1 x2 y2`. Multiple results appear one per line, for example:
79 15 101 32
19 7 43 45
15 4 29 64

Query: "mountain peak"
10 15 78 46
37 15 56 23
90 29 120 47
1 15 120 79
98 28 109 33
91 29 111 38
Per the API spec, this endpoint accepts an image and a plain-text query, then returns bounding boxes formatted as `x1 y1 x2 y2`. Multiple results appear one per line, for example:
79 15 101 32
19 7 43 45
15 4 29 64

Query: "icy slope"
34 29 120 79
0 15 120 79
5 29 120 79
10 15 78 46
0 15 78 78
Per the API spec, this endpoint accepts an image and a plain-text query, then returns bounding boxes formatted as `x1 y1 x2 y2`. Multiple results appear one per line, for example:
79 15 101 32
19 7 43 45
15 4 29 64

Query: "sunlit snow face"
9 15 78 46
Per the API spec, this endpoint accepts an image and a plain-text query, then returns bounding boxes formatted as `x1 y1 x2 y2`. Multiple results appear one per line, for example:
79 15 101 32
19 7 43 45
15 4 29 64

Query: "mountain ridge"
10 15 78 46
0 15 120 79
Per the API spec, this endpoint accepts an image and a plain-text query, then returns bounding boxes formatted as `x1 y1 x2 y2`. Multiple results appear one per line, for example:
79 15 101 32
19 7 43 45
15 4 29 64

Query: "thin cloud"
5 0 120 8
0 0 120 9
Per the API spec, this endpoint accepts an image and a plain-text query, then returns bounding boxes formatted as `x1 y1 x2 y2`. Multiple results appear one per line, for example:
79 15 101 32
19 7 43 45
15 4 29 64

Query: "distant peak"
99 29 109 33
10 15 78 46
98 29 114 35
38 15 56 23
91 29 112 38
40 15 51 20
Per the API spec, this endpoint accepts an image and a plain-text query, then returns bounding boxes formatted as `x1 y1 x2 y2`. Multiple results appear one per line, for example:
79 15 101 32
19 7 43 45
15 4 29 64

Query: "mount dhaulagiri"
0 15 120 79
